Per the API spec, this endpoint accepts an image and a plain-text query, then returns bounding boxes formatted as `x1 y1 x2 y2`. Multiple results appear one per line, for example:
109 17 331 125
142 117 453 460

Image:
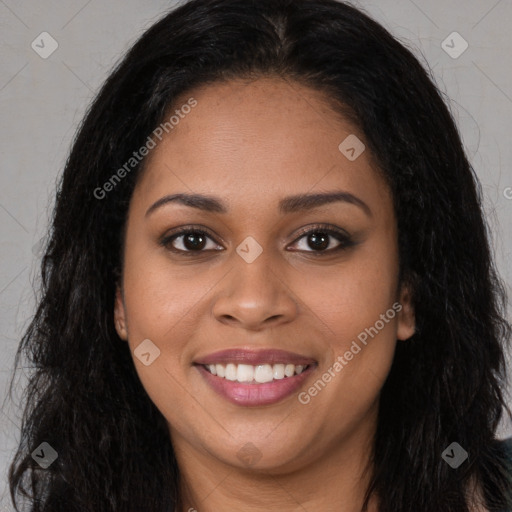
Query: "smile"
194 349 317 406
204 362 309 383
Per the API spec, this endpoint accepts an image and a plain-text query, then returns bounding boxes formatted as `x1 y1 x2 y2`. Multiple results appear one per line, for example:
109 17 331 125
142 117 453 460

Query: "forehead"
133 77 391 217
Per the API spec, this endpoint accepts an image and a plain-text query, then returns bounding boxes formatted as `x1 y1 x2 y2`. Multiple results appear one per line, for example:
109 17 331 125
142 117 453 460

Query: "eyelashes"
291 224 356 254
161 227 222 254
159 223 357 257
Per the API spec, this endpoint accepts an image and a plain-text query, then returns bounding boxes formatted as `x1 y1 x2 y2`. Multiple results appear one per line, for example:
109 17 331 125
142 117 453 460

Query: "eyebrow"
145 191 372 218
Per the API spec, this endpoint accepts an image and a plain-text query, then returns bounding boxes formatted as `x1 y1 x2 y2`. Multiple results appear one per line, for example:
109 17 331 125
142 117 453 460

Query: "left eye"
290 229 350 252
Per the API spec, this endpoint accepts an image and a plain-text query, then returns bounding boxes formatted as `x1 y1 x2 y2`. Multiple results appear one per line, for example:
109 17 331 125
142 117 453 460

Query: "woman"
7 0 512 510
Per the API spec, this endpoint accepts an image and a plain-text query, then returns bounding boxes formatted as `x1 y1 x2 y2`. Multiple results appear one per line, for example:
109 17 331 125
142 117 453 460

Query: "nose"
211 251 298 331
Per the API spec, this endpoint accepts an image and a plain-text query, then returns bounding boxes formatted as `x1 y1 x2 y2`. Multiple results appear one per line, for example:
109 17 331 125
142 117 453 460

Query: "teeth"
273 363 285 379
205 363 309 382
225 363 237 381
254 364 273 383
237 364 254 382
284 364 295 377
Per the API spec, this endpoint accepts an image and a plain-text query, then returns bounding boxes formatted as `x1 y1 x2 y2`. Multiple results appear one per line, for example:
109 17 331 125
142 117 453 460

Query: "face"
114 77 415 474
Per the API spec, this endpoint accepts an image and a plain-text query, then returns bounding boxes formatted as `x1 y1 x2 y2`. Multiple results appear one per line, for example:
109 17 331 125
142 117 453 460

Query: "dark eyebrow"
279 191 371 217
146 193 227 217
145 191 372 218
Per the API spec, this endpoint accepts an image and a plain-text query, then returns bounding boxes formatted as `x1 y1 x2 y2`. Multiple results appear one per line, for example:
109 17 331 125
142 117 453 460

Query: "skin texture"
114 77 416 512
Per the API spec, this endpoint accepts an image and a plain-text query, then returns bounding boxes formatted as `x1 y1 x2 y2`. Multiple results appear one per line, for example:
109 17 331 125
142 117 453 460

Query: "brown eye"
305 232 330 251
289 225 356 253
161 228 222 254
181 232 207 250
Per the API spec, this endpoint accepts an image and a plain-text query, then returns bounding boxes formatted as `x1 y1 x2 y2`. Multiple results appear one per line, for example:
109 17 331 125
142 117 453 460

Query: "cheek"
297 240 400 413
120 257 209 424
296 262 399 427
301 238 399 345
123 230 211 323
120 246 205 366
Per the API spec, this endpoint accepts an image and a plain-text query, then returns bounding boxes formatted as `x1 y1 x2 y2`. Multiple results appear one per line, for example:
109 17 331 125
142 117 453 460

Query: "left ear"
396 283 415 341
114 286 128 341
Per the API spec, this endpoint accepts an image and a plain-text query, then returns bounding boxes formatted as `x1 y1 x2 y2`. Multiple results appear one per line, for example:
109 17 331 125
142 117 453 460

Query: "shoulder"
495 436 512 465
493 437 512 512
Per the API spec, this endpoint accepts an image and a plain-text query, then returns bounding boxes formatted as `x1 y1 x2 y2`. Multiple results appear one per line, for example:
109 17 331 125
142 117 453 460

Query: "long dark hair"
7 0 512 510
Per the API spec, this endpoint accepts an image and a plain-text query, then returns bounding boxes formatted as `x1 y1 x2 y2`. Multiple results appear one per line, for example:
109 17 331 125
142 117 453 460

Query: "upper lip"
194 348 317 366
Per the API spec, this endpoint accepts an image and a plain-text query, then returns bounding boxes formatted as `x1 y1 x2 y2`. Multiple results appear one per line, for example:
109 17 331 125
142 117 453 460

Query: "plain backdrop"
1 0 511 507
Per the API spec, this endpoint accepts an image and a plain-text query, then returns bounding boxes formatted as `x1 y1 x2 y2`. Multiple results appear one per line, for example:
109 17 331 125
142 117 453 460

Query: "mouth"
201 362 312 382
194 349 317 406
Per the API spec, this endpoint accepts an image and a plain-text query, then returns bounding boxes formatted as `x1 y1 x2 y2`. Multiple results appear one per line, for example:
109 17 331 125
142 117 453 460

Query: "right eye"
160 227 224 255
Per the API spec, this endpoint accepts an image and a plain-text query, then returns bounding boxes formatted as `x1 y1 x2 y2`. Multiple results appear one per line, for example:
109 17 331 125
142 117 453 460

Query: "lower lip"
196 364 316 406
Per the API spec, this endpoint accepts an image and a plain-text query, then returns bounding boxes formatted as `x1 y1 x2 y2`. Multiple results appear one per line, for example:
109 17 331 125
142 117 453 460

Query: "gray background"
1 0 511 507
